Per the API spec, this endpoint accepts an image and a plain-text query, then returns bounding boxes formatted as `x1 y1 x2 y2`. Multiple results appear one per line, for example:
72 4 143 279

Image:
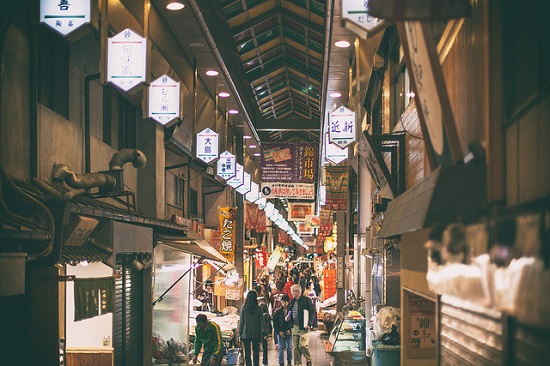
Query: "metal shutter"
114 254 144 366
440 298 504 366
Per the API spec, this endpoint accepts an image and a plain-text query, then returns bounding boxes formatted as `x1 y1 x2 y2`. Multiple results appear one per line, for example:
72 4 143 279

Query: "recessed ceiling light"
228 109 239 114
335 40 351 48
189 42 205 48
249 144 257 148
254 152 261 157
218 91 230 98
330 92 342 98
206 70 219 76
243 135 252 140
166 2 185 11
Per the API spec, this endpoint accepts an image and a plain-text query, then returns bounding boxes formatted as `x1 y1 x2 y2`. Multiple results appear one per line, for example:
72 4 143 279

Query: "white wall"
66 262 113 348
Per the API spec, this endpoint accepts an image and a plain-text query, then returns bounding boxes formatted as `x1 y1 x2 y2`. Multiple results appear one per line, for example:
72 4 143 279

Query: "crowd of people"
193 265 323 366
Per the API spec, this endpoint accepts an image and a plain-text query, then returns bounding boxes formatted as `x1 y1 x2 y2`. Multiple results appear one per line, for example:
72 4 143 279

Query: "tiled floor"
257 329 331 366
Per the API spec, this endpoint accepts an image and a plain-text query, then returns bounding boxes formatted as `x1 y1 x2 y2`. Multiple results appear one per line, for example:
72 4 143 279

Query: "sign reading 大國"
196 128 219 164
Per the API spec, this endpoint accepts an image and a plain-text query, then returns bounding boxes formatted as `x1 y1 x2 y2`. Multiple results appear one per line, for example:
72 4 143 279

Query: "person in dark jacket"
286 284 314 366
192 314 224 366
273 294 293 366
260 302 273 366
239 290 266 366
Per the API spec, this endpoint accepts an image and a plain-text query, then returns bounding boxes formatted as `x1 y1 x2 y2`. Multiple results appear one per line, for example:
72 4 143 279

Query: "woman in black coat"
239 290 266 366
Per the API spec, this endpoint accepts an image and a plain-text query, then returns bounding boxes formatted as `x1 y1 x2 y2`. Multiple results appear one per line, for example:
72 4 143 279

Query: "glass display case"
325 314 367 366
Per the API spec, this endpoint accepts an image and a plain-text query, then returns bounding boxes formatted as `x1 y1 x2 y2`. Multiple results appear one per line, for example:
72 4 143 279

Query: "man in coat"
286 284 314 366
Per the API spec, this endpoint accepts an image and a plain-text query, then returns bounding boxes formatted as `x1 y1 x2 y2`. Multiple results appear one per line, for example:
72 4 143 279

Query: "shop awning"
156 230 231 265
377 163 486 238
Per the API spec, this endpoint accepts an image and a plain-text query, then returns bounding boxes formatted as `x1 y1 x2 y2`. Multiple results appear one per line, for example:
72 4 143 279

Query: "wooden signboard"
397 21 463 169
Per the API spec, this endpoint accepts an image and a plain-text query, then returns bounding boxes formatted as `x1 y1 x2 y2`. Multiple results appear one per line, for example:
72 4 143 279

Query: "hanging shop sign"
342 0 385 36
324 166 349 210
261 182 315 200
325 133 348 164
297 222 314 235
366 0 471 20
288 202 315 222
245 182 259 202
40 0 90 36
254 249 268 268
227 163 244 188
217 151 236 181
218 207 236 261
358 131 397 199
267 246 284 270
196 128 219 164
107 28 147 92
148 75 180 125
329 106 356 149
305 215 320 230
236 172 251 195
261 142 317 183
397 21 462 169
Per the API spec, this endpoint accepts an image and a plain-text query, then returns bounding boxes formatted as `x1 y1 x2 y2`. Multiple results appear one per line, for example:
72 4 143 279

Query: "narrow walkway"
262 329 331 366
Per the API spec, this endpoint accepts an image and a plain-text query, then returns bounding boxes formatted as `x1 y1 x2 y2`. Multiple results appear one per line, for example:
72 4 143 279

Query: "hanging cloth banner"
218 207 236 261
73 277 114 321
325 166 349 210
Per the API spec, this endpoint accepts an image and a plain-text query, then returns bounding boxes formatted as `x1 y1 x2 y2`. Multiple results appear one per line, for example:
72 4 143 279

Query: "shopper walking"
239 290 267 366
192 314 225 366
273 294 293 366
260 301 273 366
287 284 314 366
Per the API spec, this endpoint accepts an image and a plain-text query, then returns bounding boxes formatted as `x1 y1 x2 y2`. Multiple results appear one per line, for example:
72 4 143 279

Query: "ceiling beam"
255 118 320 131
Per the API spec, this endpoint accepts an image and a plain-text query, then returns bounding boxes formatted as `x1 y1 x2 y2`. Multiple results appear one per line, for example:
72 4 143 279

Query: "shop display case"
324 314 367 366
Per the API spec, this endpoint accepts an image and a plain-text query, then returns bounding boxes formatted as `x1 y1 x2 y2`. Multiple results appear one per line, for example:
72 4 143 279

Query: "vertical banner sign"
267 246 284 270
148 75 180 125
227 163 244 188
329 106 356 148
325 133 348 164
218 207 236 261
254 249 268 268
236 172 251 195
397 21 462 169
325 166 349 210
107 29 146 92
217 151 236 180
196 128 218 164
40 0 91 36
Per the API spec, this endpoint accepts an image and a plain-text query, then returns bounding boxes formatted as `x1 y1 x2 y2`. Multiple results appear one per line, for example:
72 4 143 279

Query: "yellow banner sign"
218 207 236 261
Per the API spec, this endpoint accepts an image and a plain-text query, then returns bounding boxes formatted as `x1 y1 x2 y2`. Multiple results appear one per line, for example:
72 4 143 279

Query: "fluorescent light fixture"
218 91 230 98
335 40 350 48
248 144 257 148
206 70 219 76
330 92 342 98
228 109 239 114
253 152 261 157
166 2 185 10
243 135 252 139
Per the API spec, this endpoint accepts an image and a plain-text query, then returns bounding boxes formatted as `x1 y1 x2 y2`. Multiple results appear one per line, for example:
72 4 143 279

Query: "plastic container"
371 346 400 366
225 348 240 365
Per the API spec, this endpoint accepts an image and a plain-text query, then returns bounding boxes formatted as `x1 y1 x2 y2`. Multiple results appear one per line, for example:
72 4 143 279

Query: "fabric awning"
377 163 486 238
156 230 231 264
